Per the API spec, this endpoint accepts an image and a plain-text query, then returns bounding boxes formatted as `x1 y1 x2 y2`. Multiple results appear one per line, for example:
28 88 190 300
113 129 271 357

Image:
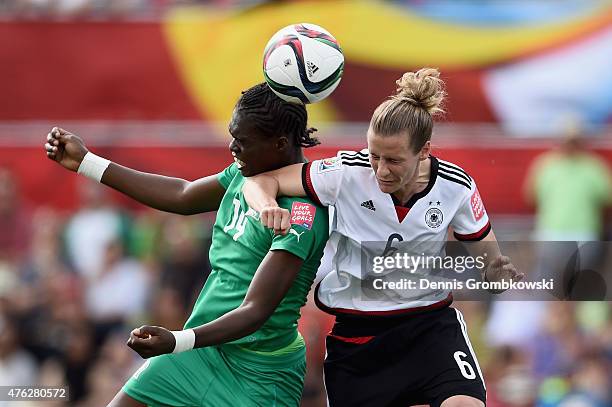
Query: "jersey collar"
390 156 439 209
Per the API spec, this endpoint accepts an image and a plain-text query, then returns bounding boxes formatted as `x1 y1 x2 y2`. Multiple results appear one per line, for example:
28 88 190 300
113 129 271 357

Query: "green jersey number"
223 198 253 241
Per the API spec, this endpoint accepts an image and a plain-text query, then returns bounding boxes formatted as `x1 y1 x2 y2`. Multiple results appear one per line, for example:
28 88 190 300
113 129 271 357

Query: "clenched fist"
44 127 88 172
260 205 291 235
127 325 176 359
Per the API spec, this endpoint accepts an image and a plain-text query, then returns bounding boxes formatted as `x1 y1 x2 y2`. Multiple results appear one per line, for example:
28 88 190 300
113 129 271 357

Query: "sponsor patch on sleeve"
317 156 342 173
290 202 316 230
470 189 485 221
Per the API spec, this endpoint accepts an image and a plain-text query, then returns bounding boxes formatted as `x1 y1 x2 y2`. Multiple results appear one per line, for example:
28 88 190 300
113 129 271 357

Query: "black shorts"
323 306 486 407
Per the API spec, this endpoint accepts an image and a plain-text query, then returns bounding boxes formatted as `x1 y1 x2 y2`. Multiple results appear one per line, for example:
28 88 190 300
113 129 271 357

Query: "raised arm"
243 163 306 210
243 163 305 234
45 127 225 215
462 229 524 293
126 250 304 357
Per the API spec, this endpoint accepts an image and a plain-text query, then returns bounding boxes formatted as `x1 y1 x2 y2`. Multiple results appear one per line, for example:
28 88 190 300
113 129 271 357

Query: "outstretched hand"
485 255 524 293
44 127 88 172
127 325 176 359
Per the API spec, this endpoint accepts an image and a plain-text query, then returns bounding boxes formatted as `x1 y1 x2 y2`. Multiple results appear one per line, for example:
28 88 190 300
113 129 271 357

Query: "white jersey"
302 150 491 315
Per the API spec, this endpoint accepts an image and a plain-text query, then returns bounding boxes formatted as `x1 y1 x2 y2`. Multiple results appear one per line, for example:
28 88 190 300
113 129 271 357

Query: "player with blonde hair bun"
244 68 523 407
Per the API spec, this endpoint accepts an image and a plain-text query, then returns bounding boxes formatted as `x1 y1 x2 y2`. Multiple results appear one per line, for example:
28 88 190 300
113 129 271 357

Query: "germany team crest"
425 207 443 228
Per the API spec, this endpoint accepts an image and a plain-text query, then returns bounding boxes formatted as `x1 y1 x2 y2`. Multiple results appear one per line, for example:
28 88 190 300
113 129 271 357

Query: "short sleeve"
451 179 491 241
301 155 346 206
270 199 328 260
217 163 240 189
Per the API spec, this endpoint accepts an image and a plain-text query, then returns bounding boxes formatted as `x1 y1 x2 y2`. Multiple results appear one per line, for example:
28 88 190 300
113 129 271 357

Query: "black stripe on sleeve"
454 221 491 241
438 163 472 184
343 162 371 168
339 152 369 161
438 161 472 180
438 171 471 190
340 156 370 164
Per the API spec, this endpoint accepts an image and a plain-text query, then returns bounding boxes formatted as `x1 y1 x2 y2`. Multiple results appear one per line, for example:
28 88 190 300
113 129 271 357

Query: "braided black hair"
236 83 320 148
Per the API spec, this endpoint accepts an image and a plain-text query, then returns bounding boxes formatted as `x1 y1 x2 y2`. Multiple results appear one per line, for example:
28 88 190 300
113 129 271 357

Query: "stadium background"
0 0 610 406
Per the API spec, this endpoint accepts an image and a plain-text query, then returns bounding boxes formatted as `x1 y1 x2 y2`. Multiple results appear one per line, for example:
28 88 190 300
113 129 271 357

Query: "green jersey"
184 163 329 352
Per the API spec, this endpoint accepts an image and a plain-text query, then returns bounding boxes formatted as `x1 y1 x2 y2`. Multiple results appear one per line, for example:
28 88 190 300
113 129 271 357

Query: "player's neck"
392 158 431 205
286 149 306 165
266 150 306 173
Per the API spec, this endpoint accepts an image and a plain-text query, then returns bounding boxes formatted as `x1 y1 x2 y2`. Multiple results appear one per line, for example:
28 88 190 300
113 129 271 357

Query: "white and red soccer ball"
263 23 344 104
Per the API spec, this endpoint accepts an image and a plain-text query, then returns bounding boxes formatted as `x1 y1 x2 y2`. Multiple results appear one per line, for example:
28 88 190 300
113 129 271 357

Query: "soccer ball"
263 23 344 104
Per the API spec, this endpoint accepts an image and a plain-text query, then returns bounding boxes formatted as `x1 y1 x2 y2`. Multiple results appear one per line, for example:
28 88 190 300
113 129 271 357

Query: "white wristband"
171 329 195 353
77 152 111 182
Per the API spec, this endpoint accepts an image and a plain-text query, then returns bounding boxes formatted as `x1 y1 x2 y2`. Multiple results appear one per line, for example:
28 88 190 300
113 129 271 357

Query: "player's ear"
419 141 431 160
276 136 289 151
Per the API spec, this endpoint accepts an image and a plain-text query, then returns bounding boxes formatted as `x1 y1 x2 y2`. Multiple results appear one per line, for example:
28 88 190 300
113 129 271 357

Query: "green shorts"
123 343 306 407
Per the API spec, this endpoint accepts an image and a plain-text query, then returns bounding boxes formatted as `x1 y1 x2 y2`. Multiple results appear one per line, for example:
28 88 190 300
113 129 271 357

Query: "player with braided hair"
44 83 329 407
237 83 320 150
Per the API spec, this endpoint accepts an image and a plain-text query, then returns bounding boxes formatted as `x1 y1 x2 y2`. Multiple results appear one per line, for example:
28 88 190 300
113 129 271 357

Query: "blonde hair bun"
394 68 446 116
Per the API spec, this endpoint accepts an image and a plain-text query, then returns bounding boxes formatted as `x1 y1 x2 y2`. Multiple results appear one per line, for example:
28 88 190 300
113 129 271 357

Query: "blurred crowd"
0 137 610 406
0 173 216 405
0 0 269 19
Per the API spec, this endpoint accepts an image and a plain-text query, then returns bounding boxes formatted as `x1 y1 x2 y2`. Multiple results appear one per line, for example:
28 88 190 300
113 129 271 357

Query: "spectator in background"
559 352 610 407
64 180 128 281
0 313 37 388
60 321 95 404
524 130 612 242
17 208 72 311
524 129 611 302
531 303 581 379
157 216 210 312
86 239 152 345
10 208 79 363
484 346 536 407
78 332 141 407
0 168 30 266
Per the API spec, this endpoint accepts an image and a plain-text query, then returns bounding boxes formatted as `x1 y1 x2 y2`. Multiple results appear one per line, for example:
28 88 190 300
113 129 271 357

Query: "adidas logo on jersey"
361 200 376 211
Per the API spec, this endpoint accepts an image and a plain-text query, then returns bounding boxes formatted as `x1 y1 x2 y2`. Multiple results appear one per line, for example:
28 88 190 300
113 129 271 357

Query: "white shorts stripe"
454 308 486 391
323 348 331 407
